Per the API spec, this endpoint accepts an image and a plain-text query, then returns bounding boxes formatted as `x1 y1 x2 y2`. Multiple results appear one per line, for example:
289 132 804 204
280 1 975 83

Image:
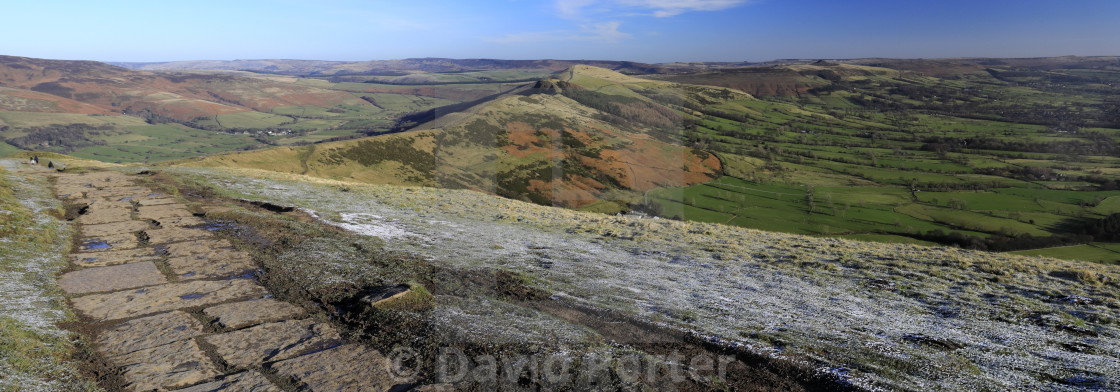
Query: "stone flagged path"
57 261 167 294
54 172 411 391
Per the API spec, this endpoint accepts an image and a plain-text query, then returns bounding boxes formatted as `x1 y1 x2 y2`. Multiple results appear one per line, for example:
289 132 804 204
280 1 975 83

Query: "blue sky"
3 0 1119 63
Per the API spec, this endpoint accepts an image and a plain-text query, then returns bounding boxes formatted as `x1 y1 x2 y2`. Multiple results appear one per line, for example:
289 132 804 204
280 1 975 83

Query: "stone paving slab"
71 279 269 321
170 370 281 392
203 298 307 330
71 248 162 268
79 233 141 252
169 248 257 280
113 339 220 392
199 205 236 215
147 226 212 245
138 197 180 206
85 189 152 200
86 199 136 209
205 319 341 368
271 344 399 392
138 205 195 220
97 311 205 357
78 207 133 225
58 262 167 294
165 239 236 258
54 186 90 199
80 220 151 238
65 197 99 205
56 172 129 187
69 171 136 182
157 216 207 227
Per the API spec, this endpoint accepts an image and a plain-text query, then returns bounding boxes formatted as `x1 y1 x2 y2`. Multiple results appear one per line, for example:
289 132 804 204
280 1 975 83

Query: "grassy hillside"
189 87 724 209
162 165 1120 391
0 55 544 163
638 60 1120 259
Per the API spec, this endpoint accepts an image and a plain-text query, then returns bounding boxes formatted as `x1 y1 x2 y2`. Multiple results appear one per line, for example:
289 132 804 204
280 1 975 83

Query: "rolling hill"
0 55 367 121
188 59 1120 260
186 65 741 209
0 55 528 162
107 57 709 76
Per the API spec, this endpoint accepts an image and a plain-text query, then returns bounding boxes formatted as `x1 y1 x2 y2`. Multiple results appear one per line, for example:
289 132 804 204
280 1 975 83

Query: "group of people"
27 155 63 171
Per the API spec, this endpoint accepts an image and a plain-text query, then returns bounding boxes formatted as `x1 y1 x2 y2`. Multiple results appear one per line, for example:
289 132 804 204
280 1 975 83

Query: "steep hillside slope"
648 62 897 97
186 66 744 209
0 55 491 163
0 55 369 121
625 57 1120 258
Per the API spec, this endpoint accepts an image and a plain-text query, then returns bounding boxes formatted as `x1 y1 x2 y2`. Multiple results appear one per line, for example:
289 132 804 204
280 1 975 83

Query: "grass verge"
0 160 102 392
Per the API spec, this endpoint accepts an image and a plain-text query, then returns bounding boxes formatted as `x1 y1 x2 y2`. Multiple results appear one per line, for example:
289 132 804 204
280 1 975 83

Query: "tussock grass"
0 160 103 392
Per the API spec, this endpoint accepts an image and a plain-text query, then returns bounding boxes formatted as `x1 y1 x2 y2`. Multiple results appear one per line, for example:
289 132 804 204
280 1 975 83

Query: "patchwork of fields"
640 62 1120 260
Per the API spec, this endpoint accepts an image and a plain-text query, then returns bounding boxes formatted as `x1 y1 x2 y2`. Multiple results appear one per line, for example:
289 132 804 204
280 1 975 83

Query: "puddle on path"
82 240 111 250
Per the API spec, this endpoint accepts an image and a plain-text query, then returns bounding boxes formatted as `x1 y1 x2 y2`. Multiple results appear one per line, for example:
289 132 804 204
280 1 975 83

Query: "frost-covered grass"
168 166 1120 391
0 160 101 392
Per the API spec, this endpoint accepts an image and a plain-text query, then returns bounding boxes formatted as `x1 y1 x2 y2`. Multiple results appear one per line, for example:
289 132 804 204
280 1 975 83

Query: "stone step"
145 227 212 245
271 344 404 392
138 197 180 206
112 339 220 392
71 248 162 268
78 207 133 225
81 199 135 209
80 220 151 238
164 239 236 258
155 216 207 227
203 298 307 330
97 311 205 357
170 370 281 392
168 248 256 281
79 233 141 252
57 262 167 295
138 205 196 220
70 279 268 321
205 319 341 368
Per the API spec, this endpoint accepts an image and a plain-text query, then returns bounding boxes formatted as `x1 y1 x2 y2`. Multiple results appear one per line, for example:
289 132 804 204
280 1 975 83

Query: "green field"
0 112 148 130
191 112 294 129
69 124 260 163
1011 243 1120 264
0 71 522 162
641 62 1120 259
0 142 21 156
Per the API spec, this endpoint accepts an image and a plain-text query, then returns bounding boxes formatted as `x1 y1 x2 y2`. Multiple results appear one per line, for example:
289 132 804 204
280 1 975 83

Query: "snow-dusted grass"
171 166 1120 391
0 160 101 392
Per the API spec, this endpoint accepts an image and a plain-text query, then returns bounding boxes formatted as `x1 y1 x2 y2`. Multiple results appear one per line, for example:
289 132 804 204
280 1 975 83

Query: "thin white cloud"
555 0 596 18
494 0 745 45
486 21 631 44
557 0 749 18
